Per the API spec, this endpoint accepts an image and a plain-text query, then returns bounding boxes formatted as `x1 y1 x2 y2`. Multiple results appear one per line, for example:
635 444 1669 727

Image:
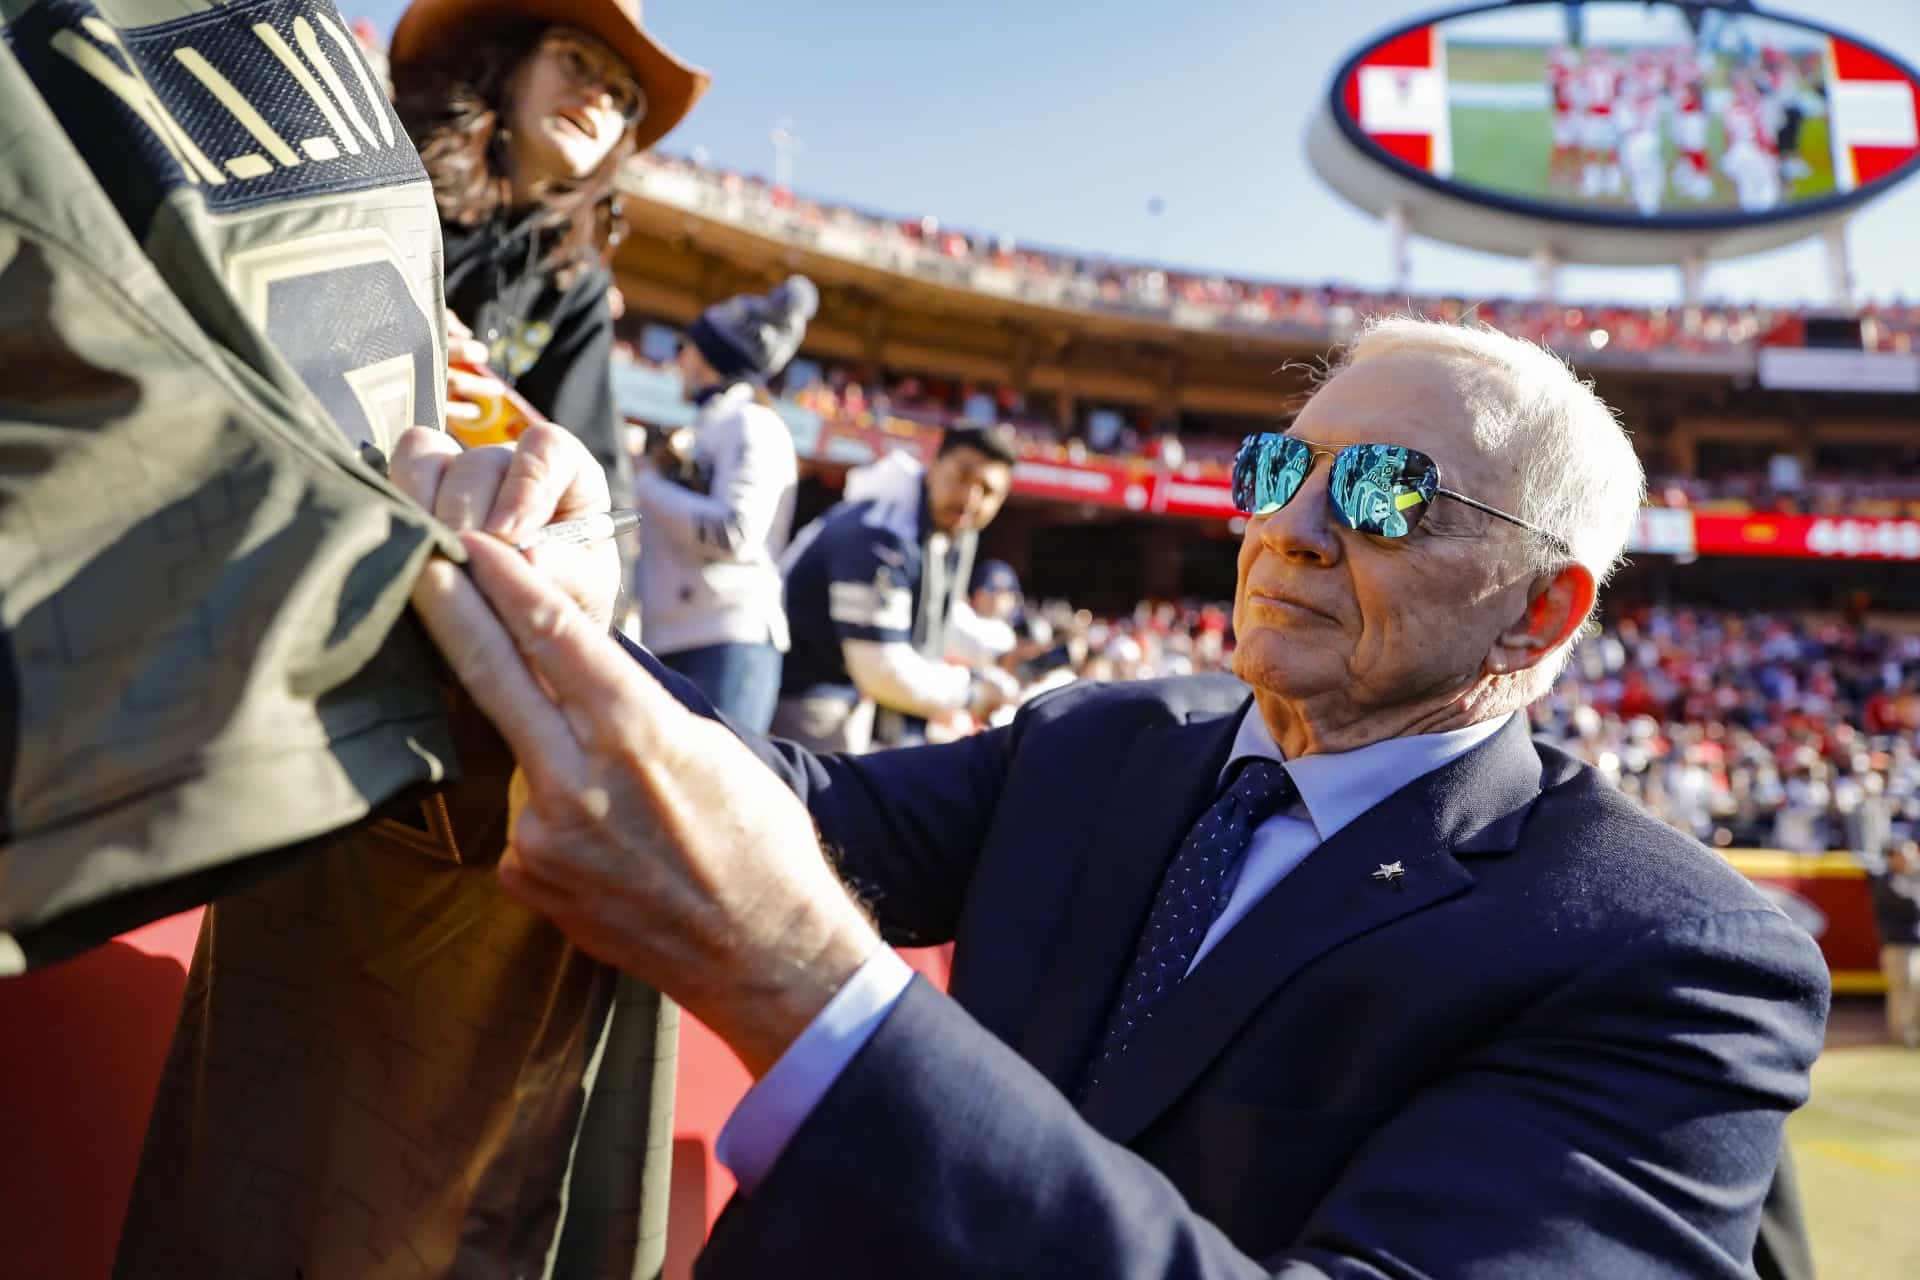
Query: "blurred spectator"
1864 838 1920 1047
394 9 703 515
946 559 1024 668
634 277 815 730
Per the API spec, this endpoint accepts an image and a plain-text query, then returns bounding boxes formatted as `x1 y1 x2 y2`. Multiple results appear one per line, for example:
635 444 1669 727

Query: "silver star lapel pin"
1371 861 1406 889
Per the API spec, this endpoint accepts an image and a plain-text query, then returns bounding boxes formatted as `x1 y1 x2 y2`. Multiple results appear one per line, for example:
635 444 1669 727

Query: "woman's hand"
445 312 509 426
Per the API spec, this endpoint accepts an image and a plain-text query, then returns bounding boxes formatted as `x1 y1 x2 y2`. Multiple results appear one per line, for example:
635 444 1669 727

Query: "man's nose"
1257 476 1342 566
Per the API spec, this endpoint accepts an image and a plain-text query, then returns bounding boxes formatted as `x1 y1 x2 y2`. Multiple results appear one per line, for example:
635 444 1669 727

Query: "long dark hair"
394 20 636 288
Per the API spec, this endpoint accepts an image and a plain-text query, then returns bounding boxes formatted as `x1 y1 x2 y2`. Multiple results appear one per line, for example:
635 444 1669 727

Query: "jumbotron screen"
1335 1 1920 221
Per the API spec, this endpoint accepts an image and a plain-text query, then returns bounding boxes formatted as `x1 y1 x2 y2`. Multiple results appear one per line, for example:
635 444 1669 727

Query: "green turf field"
1788 1030 1920 1277
1440 42 1837 211
1447 41 1552 85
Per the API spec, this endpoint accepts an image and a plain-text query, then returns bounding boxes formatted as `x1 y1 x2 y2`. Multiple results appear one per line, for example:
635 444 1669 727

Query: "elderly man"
402 318 1828 1277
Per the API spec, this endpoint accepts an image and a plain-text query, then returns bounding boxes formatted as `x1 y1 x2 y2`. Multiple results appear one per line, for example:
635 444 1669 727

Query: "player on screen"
1579 46 1624 198
1763 48 1817 184
1723 74 1783 211
1619 54 1669 217
1546 46 1583 189
1670 51 1714 201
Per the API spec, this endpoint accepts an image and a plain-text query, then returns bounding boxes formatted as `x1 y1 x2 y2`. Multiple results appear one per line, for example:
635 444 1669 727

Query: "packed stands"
627 152 1920 358
1647 471 1920 518
1536 608 1920 852
991 601 1920 859
615 342 1919 516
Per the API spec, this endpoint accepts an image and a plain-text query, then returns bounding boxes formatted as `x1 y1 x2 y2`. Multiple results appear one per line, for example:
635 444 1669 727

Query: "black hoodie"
442 212 628 489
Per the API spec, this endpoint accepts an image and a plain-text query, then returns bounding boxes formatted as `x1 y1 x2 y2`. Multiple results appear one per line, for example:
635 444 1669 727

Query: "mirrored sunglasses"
1231 432 1569 552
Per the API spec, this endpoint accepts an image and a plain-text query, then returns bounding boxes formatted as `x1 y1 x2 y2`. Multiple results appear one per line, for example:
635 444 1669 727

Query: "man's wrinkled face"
1230 353 1540 720
928 448 1012 534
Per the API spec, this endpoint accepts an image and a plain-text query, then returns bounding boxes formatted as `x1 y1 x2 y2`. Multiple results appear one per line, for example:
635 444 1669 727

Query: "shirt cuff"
714 944 916 1193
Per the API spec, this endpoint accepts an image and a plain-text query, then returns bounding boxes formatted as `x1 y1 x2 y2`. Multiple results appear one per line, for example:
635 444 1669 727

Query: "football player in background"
1670 49 1715 201
1619 50 1670 217
1579 46 1625 198
1546 45 1583 189
1723 72 1784 212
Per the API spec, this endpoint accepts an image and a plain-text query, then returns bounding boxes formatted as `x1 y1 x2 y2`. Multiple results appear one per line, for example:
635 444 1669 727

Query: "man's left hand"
393 423 621 630
410 529 881 1078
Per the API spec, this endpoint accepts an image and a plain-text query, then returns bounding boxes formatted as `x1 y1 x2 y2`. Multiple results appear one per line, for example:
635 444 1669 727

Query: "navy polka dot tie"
1078 758 1297 1096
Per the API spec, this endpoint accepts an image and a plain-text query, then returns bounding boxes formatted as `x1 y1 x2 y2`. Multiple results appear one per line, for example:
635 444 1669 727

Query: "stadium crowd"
973 599 1920 859
627 151 1920 357
1535 607 1920 854
616 340 1920 516
1647 469 1920 517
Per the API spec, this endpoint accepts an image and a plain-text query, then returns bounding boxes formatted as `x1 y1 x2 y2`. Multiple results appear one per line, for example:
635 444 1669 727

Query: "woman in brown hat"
391 0 707 497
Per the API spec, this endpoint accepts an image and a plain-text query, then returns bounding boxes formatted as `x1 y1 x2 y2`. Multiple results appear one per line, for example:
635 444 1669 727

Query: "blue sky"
358 0 1920 306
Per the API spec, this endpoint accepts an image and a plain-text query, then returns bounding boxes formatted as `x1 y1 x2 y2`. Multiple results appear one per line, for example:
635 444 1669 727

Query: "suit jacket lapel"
1077 714 1545 1145
1016 704 1247 1094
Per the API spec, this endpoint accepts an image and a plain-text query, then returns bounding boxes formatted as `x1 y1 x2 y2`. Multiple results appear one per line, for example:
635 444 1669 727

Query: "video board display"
1333 1 1920 224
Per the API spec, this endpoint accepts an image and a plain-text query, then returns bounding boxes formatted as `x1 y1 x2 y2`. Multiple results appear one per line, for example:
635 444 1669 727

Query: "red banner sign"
1010 458 1145 509
1690 513 1920 561
1011 460 1239 520
1153 476 1239 519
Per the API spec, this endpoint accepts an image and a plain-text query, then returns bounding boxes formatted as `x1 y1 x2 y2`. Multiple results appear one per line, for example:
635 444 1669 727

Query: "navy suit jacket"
623 644 1830 1278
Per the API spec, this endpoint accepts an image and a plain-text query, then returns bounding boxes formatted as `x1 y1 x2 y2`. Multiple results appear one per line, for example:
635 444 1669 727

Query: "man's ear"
1485 563 1596 677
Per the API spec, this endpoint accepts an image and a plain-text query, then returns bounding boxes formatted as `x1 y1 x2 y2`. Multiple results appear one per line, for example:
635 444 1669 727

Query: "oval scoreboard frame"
1312 0 1920 260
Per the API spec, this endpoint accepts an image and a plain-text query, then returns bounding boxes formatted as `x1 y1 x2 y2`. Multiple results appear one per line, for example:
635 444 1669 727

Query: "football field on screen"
1441 42 1835 211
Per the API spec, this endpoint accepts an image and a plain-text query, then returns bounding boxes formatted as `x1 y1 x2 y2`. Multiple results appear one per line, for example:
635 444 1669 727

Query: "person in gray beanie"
633 276 816 730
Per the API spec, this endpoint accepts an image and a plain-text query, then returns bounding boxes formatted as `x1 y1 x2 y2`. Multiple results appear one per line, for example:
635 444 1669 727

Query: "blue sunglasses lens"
1328 443 1438 538
1232 433 1311 516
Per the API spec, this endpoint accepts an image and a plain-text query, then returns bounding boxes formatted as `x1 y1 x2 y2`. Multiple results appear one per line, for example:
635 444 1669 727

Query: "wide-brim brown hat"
390 0 710 153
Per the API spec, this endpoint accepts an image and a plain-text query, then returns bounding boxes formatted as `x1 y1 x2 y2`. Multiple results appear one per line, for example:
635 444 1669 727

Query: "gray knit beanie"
686 275 819 384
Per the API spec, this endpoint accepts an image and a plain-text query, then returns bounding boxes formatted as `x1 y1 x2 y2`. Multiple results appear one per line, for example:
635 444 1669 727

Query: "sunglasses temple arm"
1434 488 1573 555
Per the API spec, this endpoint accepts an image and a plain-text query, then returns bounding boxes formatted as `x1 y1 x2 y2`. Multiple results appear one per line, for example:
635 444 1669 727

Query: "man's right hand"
411 531 881 1079
391 423 623 631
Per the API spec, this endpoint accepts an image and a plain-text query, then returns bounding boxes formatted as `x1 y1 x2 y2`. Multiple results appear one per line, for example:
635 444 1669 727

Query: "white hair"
1330 315 1644 579
1327 315 1646 694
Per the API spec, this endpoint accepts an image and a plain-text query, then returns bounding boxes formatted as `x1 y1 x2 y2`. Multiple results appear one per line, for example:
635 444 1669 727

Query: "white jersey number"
227 227 439 453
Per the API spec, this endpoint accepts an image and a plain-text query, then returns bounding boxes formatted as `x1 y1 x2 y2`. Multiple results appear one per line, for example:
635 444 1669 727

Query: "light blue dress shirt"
716 704 1516 1190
